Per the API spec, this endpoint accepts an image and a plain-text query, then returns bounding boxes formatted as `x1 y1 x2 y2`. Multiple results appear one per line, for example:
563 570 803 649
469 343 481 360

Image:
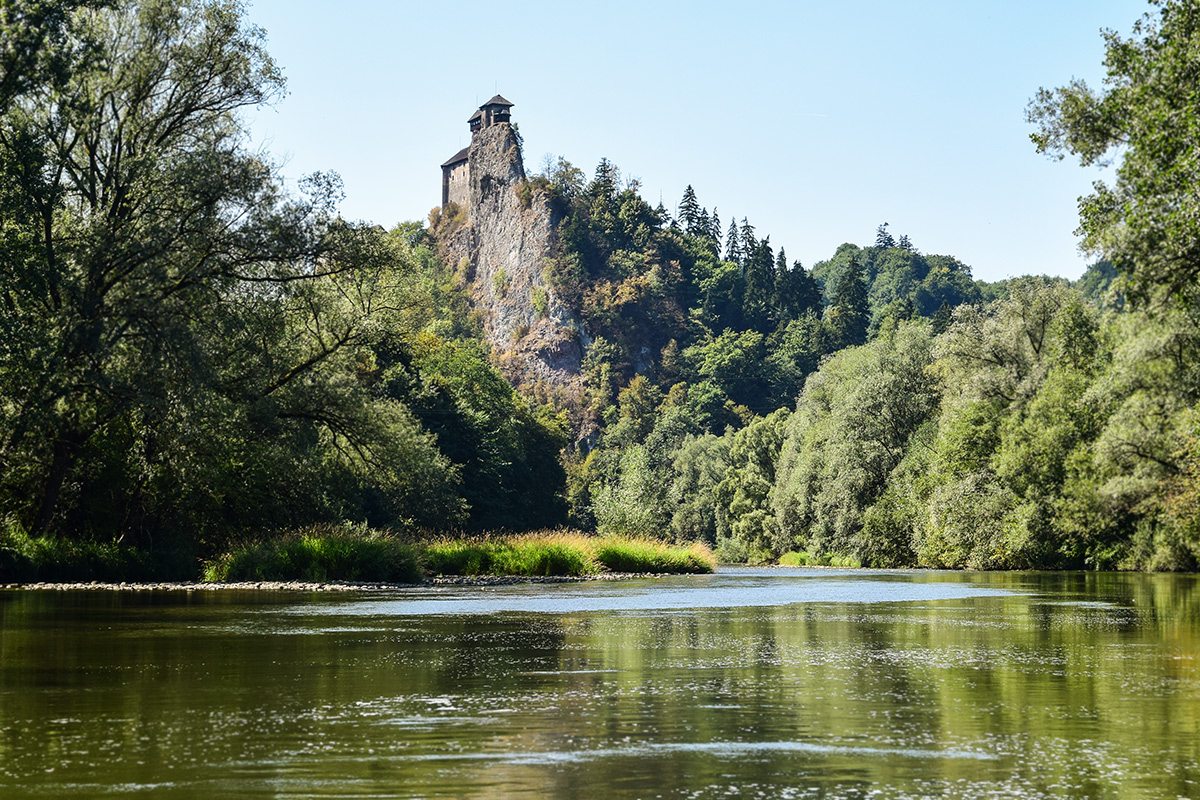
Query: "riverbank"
1 526 716 584
0 572 666 592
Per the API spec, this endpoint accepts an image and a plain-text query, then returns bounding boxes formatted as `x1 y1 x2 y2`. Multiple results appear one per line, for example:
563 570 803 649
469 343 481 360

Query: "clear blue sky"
243 0 1146 282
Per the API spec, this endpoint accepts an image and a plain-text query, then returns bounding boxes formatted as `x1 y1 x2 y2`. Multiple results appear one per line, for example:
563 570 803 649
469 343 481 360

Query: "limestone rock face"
437 123 585 411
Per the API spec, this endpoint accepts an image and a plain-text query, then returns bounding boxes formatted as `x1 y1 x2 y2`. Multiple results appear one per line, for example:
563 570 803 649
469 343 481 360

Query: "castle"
440 94 513 208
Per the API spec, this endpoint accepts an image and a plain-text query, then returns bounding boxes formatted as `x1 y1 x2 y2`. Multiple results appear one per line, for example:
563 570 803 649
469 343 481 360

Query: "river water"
1 568 1198 799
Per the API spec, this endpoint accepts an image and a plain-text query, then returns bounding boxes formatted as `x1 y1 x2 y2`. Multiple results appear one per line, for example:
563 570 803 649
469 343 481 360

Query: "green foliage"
492 267 510 296
202 524 422 583
591 445 663 537
405 335 568 531
531 286 549 316
1029 0 1200 305
0 0 570 564
823 259 870 349
0 518 163 582
715 409 790 561
774 322 939 562
683 329 771 413
666 433 729 545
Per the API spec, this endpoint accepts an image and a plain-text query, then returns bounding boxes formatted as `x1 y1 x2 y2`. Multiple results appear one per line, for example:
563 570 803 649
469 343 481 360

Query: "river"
1 568 1198 798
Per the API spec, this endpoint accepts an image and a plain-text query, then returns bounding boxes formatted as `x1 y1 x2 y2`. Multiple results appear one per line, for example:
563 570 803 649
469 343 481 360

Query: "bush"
203 524 422 583
0 520 162 582
531 286 549 317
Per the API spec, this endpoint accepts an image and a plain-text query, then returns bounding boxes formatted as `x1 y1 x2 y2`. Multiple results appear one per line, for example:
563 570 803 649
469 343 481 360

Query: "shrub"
531 286 549 317
492 267 509 297
0 519 160 582
203 524 422 583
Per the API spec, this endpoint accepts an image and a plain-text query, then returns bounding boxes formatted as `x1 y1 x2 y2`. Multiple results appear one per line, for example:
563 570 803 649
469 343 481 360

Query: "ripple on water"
395 739 999 765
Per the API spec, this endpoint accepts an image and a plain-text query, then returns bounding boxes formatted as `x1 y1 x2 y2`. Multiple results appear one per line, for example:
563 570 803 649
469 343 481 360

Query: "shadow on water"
1 568 1198 799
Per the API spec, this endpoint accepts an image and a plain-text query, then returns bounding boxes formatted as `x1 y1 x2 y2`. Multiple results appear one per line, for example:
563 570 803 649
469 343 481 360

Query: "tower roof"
441 146 469 168
481 94 513 108
467 109 482 123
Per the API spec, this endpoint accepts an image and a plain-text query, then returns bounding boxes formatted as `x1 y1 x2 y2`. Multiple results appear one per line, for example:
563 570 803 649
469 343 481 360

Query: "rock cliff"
435 123 586 416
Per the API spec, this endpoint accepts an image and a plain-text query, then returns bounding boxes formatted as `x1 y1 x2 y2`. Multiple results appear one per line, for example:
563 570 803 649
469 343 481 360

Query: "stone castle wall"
444 162 470 210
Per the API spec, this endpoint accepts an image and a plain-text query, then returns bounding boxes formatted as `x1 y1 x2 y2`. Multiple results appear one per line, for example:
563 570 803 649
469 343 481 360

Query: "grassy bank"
2 524 716 584
422 530 715 577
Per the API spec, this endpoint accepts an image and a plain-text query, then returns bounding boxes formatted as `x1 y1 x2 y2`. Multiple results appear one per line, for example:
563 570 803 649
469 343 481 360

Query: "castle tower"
476 94 513 130
442 95 516 208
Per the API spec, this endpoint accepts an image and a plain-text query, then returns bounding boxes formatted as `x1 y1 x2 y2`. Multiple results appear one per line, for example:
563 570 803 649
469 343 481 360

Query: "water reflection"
1 569 1197 799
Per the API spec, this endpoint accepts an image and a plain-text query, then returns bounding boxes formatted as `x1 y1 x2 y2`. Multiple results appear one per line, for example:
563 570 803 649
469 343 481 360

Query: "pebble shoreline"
0 573 663 592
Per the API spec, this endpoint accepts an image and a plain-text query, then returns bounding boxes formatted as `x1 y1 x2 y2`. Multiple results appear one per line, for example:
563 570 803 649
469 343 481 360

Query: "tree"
742 237 776 332
823 260 870 348
0 0 105 109
667 433 729 545
875 223 895 249
739 218 757 257
683 329 770 414
678 184 700 233
725 218 741 263
1028 0 1200 305
773 322 939 560
715 409 790 561
0 1 471 545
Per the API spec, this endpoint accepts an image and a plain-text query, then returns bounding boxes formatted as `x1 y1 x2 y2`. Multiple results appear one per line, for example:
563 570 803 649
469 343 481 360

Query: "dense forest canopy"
1 0 1197 575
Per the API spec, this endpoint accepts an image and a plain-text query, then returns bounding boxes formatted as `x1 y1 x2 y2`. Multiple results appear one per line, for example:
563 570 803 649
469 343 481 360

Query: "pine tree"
793 261 821 317
678 185 700 233
774 248 789 318
654 200 670 227
931 300 952 334
590 158 619 200
775 255 822 321
897 233 914 251
725 218 741 263
694 207 710 239
743 236 776 332
710 208 722 248
824 260 870 348
740 218 757 259
874 222 895 249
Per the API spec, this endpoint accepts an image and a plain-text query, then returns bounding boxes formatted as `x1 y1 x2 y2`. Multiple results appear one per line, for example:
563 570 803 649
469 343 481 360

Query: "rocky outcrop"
436 123 586 412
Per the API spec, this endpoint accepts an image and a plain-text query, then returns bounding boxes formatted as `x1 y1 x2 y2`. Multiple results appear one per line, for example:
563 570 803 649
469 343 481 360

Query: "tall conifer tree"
678 185 700 233
725 218 741 263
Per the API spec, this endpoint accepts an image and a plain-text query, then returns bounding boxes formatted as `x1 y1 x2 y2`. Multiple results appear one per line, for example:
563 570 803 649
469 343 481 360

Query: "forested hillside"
1 0 1197 576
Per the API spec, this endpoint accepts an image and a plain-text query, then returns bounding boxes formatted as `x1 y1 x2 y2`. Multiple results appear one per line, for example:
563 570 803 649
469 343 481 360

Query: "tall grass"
0 519 158 582
591 537 714 574
422 531 599 577
421 530 715 577
202 523 422 583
